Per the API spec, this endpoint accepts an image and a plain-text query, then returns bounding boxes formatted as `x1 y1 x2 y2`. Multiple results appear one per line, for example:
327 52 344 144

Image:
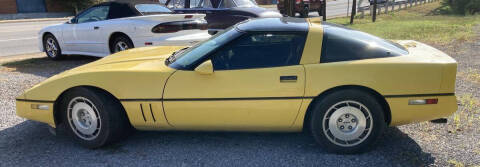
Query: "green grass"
328 1 480 45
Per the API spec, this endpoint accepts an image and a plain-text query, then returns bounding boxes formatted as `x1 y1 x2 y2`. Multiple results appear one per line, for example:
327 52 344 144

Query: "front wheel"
61 87 132 148
310 89 386 154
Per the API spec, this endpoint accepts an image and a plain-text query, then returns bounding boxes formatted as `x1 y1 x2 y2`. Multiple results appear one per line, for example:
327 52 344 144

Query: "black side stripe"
149 104 156 122
384 93 454 98
16 99 54 103
119 93 455 102
120 96 315 102
140 104 146 122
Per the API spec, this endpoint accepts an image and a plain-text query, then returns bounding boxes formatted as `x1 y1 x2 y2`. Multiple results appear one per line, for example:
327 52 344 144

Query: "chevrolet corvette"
17 18 457 154
39 2 208 59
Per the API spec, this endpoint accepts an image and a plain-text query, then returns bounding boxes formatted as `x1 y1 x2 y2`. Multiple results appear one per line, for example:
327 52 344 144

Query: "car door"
74 5 111 54
163 32 307 130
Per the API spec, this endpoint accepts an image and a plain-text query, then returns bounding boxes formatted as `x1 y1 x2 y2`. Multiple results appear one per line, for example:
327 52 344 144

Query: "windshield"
135 4 172 14
168 27 242 70
234 0 257 7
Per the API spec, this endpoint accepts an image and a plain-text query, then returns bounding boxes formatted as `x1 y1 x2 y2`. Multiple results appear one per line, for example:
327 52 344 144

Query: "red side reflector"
426 99 438 104
184 15 193 19
145 42 153 45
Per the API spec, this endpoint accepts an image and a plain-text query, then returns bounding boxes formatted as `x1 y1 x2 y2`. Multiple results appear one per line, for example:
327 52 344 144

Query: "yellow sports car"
16 17 457 154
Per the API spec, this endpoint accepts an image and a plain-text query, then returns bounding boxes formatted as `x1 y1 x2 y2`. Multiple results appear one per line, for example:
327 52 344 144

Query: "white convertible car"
39 2 210 59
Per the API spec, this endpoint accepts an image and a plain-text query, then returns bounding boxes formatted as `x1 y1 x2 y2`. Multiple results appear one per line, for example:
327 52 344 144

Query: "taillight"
151 19 207 33
184 15 193 19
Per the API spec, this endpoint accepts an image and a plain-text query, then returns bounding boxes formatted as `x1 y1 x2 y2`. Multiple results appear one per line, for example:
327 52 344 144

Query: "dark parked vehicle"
164 0 282 34
277 0 323 18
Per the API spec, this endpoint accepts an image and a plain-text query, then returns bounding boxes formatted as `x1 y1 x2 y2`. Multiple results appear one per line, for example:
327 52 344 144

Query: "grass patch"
458 68 480 84
448 159 465 167
328 1 480 45
449 93 480 132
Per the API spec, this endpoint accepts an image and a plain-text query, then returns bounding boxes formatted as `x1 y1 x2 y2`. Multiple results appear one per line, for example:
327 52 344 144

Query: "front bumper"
16 99 55 127
388 94 457 126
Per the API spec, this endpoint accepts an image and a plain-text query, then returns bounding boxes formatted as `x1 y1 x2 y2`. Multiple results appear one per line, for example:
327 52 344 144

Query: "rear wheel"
61 87 132 148
111 35 134 54
310 89 386 154
43 34 64 60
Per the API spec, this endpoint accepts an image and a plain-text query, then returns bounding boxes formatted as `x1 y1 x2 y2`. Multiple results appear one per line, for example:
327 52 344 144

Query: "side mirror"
67 18 76 24
194 60 214 75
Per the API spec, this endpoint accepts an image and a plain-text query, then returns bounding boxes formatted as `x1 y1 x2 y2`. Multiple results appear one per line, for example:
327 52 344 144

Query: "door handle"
280 76 298 82
93 26 100 30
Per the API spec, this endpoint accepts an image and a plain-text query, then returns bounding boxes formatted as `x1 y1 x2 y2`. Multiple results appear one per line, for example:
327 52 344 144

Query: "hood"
72 45 186 71
232 7 282 18
19 46 187 101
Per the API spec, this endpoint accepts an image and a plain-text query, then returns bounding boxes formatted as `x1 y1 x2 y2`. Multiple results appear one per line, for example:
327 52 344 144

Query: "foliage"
442 0 480 15
53 0 106 14
329 1 480 45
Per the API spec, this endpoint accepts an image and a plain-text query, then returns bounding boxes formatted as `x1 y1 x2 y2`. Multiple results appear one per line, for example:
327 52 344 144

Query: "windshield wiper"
165 47 189 66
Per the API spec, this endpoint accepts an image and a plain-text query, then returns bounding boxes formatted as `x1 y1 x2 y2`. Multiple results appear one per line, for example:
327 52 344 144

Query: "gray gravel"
1 38 479 166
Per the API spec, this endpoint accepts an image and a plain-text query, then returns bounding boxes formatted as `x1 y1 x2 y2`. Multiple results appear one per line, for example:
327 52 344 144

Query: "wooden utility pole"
322 0 327 21
372 0 377 22
350 0 357 24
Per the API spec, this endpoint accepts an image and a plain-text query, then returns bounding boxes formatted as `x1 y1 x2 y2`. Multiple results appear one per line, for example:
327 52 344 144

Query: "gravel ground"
0 36 479 166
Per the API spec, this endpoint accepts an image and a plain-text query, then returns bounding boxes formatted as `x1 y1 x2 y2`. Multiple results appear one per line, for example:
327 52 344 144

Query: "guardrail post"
372 0 377 22
360 7 365 18
385 0 389 14
410 0 413 7
378 3 381 14
392 0 395 12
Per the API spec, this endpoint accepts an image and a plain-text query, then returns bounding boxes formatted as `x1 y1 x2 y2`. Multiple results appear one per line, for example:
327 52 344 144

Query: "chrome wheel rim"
67 97 101 141
114 41 129 52
45 38 58 57
322 100 373 147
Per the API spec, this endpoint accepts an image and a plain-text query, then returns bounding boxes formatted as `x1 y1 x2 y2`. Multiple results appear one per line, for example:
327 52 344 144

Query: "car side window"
219 0 236 8
211 33 306 70
76 6 110 24
190 0 202 8
167 0 186 8
203 0 214 8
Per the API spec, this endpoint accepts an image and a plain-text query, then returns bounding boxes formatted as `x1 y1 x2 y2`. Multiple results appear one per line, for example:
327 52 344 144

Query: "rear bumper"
388 94 457 126
16 99 55 127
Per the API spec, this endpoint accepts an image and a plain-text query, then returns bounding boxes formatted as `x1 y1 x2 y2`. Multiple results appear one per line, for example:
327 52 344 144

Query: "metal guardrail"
357 0 438 18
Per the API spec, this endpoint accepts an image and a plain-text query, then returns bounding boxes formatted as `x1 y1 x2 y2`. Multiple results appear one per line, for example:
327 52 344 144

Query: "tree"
53 0 105 14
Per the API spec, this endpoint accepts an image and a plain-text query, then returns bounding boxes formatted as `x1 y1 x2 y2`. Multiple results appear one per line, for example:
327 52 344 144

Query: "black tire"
300 7 309 18
309 89 386 154
43 33 64 60
110 35 134 54
60 87 132 148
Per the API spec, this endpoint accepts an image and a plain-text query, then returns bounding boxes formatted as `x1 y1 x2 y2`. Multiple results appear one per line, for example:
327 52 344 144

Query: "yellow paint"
299 19 323 65
16 101 55 127
16 20 458 132
388 95 457 126
163 65 305 130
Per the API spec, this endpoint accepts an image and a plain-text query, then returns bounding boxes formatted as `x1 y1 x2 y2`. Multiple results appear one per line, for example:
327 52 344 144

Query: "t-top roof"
236 17 309 32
